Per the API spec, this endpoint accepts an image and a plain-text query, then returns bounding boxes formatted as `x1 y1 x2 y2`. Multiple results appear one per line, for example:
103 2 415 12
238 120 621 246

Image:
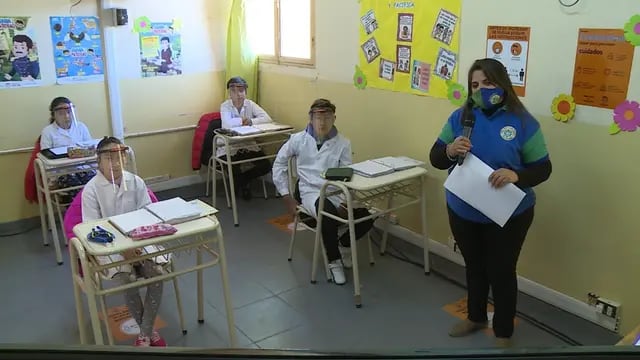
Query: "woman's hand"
489 168 519 188
446 136 472 159
242 118 253 126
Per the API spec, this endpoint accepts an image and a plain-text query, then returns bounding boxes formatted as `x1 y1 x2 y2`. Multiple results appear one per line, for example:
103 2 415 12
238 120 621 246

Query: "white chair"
286 157 375 283
206 155 272 205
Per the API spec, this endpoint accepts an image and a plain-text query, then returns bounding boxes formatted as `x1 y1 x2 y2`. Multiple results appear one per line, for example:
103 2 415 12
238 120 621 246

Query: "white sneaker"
328 260 346 285
338 245 352 269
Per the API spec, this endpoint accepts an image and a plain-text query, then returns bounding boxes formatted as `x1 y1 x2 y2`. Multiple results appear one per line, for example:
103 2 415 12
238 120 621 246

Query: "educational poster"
379 58 395 81
431 9 457 45
139 22 182 77
397 13 413 42
411 60 430 92
0 16 41 89
360 9 378 35
571 28 634 110
486 26 530 97
50 16 104 84
358 0 462 99
434 48 456 80
396 45 411 73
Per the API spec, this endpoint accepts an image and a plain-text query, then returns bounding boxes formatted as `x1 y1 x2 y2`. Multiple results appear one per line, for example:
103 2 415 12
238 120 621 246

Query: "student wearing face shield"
40 97 92 150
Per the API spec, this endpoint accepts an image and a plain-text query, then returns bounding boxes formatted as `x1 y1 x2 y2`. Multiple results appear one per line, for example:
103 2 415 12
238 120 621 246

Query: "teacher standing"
429 58 552 347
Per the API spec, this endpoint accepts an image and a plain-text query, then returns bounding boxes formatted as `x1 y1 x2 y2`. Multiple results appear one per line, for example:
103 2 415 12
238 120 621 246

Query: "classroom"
0 0 639 357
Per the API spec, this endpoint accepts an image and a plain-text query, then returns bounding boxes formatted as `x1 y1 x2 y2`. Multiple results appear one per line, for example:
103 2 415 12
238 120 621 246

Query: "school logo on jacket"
500 126 516 141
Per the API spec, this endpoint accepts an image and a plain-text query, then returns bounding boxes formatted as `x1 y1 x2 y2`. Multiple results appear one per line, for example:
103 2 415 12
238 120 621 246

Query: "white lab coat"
218 99 272 157
82 170 155 279
40 121 92 149
272 130 352 218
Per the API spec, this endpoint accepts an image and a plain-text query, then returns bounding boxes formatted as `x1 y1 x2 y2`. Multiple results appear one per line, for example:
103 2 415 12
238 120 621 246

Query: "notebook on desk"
109 208 163 235
232 125 263 136
253 123 293 132
145 197 205 224
349 160 395 178
372 156 425 171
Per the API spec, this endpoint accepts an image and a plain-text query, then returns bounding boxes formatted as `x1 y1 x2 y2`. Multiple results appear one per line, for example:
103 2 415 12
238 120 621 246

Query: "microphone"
457 99 475 166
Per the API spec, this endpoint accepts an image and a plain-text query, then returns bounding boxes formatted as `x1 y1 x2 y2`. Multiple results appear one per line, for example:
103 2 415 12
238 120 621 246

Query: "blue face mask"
471 87 505 110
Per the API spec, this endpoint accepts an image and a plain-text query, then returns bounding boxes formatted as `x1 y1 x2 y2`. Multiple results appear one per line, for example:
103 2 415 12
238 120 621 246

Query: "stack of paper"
109 208 162 235
443 153 526 227
349 160 395 177
49 146 69 156
373 156 424 171
233 126 262 136
253 123 293 132
145 197 203 225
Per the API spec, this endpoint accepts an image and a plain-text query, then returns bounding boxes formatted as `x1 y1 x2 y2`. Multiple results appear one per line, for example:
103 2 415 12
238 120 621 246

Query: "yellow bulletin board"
355 0 463 102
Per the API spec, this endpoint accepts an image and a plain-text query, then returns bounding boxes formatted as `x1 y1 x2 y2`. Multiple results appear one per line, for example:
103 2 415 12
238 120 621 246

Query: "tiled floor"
0 183 619 352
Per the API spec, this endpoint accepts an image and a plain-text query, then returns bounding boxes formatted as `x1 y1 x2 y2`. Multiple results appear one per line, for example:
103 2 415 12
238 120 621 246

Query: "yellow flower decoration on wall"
550 94 576 122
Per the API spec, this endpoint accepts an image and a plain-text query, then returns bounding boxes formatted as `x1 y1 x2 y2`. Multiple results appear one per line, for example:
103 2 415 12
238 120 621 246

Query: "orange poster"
486 26 530 97
571 28 635 109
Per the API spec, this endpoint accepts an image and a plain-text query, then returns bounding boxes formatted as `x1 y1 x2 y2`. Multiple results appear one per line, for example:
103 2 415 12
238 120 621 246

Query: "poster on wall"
49 16 104 84
139 22 182 77
486 26 530 97
358 0 462 99
0 16 42 89
571 28 634 110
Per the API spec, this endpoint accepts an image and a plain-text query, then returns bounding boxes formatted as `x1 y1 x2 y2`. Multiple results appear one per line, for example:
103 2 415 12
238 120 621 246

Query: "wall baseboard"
373 220 620 333
145 174 205 192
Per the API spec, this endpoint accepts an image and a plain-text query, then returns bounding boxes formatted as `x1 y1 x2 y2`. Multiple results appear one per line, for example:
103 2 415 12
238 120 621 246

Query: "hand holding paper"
444 153 525 227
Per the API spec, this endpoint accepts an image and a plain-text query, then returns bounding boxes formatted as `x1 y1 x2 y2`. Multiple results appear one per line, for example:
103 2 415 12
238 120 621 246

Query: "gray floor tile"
233 296 304 342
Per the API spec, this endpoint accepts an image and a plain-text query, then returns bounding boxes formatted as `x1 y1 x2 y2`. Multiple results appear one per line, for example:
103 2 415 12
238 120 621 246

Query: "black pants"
221 150 271 189
315 198 374 262
447 206 534 338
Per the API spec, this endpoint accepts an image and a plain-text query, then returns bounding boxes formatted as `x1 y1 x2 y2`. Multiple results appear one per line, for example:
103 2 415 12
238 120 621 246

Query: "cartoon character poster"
50 16 104 84
139 22 182 77
0 16 41 88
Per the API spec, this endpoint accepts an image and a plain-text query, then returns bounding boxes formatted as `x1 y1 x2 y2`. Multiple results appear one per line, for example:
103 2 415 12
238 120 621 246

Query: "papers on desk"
443 153 526 227
232 125 263 136
109 197 218 235
349 156 425 177
253 123 293 132
49 146 68 156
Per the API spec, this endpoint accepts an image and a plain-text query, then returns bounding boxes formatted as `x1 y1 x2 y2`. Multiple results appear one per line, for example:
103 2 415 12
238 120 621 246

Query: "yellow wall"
259 0 640 333
0 0 230 222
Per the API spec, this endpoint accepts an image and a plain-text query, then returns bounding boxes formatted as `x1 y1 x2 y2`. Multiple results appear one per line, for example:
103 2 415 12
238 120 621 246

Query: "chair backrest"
63 187 159 241
198 112 222 168
24 136 42 203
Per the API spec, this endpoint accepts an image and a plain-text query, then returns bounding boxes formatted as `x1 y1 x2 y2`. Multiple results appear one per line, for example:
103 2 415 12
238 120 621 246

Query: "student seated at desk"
82 137 167 347
40 96 92 150
219 76 272 200
272 99 374 285
41 97 95 202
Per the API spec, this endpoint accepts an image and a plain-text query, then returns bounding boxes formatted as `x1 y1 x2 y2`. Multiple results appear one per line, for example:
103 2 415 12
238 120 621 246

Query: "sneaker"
150 331 167 347
448 319 488 337
338 245 352 269
134 335 151 347
328 260 346 285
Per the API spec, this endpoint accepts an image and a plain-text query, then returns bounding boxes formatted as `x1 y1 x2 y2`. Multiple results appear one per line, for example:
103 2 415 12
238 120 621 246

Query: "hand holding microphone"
446 136 472 160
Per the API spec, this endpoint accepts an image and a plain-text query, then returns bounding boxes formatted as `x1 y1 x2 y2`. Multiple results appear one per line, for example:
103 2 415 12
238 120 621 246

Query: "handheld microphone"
457 99 475 166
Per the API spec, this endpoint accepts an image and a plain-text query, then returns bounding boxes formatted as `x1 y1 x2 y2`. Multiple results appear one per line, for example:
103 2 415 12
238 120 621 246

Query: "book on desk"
348 156 424 178
109 197 218 235
218 123 294 137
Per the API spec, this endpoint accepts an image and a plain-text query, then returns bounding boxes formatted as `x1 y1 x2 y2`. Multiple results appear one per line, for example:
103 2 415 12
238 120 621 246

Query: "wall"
0 0 231 223
259 0 640 333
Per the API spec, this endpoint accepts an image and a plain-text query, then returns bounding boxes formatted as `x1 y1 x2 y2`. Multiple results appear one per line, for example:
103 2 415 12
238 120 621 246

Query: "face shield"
97 144 137 193
52 103 78 130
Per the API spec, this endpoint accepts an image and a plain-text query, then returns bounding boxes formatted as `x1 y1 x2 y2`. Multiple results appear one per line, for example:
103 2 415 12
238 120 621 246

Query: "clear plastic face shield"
52 102 78 130
309 108 335 137
228 84 247 103
97 144 135 193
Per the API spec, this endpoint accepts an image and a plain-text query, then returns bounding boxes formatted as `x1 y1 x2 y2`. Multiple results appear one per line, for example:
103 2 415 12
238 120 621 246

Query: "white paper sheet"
443 153 526 227
233 126 262 135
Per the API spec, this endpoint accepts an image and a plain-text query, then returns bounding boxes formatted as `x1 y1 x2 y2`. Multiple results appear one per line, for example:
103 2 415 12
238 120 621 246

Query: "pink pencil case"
129 223 178 240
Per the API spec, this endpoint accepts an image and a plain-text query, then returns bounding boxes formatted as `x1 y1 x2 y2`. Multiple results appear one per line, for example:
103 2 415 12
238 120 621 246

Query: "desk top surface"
36 152 97 167
214 124 294 141
73 200 220 256
336 166 427 191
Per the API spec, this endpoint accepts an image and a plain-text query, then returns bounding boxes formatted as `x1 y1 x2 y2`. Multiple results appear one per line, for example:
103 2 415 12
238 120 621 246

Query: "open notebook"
109 197 217 235
349 156 424 177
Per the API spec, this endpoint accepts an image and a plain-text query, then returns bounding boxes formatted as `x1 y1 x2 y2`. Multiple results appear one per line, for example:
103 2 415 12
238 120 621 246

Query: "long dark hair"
466 58 528 115
48 97 71 124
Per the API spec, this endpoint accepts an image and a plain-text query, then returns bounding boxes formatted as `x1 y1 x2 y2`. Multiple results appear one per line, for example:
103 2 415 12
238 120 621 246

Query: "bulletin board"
357 0 462 99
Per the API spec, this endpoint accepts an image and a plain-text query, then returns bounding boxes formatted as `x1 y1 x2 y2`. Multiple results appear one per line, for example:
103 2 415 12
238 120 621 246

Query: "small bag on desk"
323 167 353 181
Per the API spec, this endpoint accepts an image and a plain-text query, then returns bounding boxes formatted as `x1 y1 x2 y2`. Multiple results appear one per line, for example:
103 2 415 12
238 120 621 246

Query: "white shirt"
40 121 92 149
81 170 152 279
218 99 272 157
272 130 352 217
82 170 151 221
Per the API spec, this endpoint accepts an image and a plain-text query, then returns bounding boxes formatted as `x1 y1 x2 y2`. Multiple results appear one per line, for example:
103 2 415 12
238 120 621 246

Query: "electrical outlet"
587 293 621 319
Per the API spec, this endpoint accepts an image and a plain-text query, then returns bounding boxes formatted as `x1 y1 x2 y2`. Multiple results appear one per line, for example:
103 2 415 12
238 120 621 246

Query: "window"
245 0 315 67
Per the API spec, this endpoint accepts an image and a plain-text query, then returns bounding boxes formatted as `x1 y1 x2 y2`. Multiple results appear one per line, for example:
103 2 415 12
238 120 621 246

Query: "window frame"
257 0 316 68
